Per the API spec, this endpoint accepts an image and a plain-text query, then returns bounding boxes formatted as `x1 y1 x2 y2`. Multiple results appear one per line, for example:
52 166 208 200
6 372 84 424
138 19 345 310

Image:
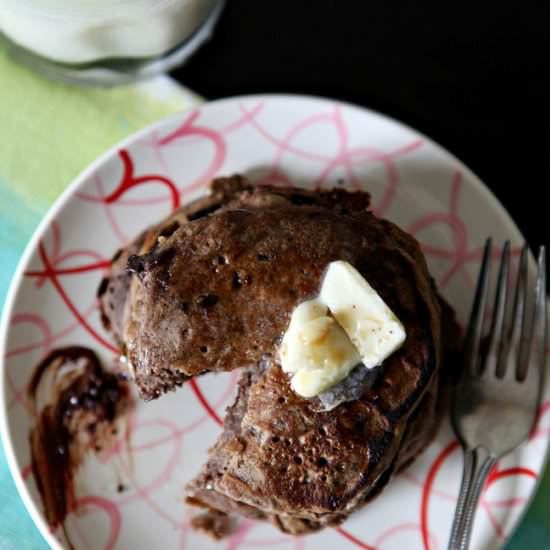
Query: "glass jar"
0 0 225 86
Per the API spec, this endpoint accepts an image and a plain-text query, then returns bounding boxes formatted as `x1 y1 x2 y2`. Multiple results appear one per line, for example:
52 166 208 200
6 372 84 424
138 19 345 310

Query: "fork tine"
464 238 492 375
507 244 529 379
486 241 510 377
521 246 547 384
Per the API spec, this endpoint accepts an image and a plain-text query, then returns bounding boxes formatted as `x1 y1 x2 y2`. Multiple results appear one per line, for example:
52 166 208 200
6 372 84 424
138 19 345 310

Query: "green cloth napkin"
0 46 548 550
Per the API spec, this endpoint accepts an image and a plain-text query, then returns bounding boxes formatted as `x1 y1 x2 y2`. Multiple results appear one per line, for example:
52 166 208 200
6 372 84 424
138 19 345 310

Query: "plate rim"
0 92 545 549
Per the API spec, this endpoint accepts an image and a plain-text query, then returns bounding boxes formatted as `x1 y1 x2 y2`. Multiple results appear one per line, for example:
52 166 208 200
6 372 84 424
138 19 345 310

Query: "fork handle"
448 446 497 550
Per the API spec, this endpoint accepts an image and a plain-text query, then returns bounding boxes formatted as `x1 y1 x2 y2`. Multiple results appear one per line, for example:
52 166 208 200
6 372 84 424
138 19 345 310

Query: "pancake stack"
97 176 460 535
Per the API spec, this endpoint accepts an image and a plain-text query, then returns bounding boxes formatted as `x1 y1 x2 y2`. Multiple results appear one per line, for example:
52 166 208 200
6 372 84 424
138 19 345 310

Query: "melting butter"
280 301 360 398
280 261 406 398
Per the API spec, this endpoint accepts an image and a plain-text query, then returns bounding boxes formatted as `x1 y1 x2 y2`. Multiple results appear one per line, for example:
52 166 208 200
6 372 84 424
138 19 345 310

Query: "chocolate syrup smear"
28 347 128 538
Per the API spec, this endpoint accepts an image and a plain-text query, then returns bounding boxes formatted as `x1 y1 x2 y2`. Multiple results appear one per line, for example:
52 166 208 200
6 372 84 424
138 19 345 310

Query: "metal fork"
448 239 547 550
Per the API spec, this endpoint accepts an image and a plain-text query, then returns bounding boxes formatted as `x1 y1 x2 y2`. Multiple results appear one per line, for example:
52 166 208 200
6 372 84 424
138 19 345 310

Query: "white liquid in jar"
0 0 218 64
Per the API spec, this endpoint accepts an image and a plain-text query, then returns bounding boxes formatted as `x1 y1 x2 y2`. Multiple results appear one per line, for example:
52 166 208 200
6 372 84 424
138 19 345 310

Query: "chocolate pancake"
97 176 459 535
112 181 439 401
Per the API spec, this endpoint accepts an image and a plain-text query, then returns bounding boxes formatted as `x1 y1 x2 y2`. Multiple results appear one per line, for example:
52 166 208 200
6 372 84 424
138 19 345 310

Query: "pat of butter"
320 261 406 369
280 260 406 398
280 301 360 398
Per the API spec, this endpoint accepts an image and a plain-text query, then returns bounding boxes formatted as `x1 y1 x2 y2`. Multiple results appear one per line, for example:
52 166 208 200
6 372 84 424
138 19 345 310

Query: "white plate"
1 95 548 550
